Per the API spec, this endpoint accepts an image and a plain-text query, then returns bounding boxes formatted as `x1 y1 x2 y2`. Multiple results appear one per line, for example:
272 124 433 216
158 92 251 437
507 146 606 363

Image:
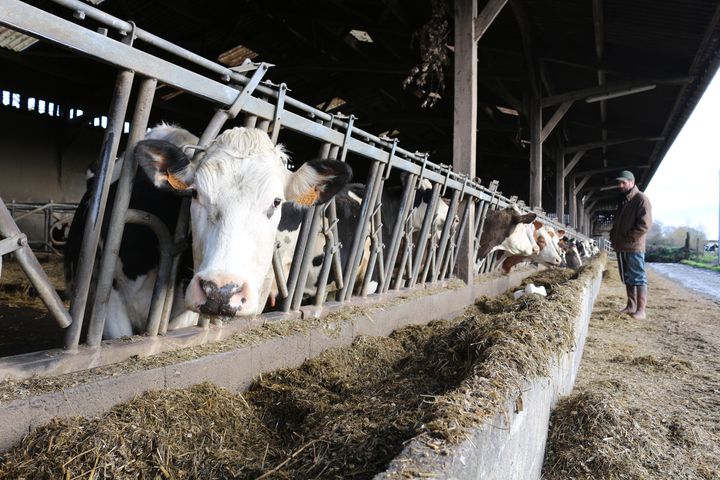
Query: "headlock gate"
0 0 594 377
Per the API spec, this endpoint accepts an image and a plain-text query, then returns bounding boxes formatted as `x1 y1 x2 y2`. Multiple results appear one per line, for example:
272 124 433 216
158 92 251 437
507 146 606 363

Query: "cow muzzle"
188 274 253 316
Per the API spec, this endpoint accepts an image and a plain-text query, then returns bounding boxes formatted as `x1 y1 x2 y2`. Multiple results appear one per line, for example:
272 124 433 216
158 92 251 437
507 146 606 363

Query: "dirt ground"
543 260 720 479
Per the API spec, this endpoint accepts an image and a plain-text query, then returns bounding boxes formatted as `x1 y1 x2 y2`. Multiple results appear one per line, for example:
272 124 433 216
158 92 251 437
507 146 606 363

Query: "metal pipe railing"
0 0 595 361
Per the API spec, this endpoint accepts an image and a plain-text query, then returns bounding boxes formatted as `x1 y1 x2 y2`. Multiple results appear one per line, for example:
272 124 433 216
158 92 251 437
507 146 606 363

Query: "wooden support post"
555 142 565 222
568 174 577 228
452 0 477 283
529 94 542 208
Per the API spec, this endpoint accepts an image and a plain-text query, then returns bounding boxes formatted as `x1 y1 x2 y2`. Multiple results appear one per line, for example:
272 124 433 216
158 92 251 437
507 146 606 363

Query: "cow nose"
198 278 249 316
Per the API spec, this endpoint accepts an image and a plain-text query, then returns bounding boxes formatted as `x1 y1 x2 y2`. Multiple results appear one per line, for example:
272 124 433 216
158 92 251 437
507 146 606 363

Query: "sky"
645 70 720 239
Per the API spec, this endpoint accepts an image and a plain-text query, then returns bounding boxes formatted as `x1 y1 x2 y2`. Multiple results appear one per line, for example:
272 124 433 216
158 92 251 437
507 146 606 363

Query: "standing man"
609 170 652 319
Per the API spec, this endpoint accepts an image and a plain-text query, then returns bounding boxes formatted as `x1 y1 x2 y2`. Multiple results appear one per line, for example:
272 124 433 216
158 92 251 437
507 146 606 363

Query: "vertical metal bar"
281 130 332 312
0 198 71 327
280 207 313 312
394 218 415 290
270 84 287 144
314 206 338 307
64 69 135 351
446 196 472 278
432 189 460 283
360 199 384 296
339 161 382 300
272 242 289 299
126 209 173 337
380 174 418 293
409 182 441 288
290 206 324 310
86 77 157 347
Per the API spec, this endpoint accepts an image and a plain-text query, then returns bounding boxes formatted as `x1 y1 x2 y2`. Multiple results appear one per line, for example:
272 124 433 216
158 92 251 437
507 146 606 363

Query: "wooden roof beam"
541 77 693 108
564 136 664 154
474 0 509 42
573 165 650 177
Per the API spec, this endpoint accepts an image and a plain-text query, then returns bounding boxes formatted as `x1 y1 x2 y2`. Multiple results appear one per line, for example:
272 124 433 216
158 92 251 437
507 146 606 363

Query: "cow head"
531 221 562 266
136 127 351 316
488 207 539 257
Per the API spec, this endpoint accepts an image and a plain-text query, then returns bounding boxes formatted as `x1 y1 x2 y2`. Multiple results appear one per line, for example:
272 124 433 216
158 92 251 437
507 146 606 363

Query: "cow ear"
134 139 195 192
514 212 537 224
286 160 352 206
532 220 544 230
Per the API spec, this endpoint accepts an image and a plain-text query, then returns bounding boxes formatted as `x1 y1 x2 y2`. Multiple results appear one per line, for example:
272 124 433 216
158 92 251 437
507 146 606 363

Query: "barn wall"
0 108 102 204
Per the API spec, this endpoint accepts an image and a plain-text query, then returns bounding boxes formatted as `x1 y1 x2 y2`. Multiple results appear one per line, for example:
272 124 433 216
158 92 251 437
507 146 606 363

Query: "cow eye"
273 198 282 208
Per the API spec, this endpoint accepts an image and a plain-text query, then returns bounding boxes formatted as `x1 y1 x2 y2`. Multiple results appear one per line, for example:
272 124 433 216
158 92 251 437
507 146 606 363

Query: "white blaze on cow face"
136 127 351 317
495 222 537 256
530 221 563 266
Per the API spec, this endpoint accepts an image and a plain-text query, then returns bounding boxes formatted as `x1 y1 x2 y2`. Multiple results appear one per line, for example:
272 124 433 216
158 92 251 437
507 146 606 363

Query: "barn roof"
2 0 719 210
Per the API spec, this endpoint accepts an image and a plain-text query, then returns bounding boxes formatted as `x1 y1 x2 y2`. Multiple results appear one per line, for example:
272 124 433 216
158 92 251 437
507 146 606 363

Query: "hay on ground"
0 258 605 479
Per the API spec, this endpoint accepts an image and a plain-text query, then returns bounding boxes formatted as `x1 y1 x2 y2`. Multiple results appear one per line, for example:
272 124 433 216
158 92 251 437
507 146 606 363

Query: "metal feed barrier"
4 201 77 253
0 0 592 370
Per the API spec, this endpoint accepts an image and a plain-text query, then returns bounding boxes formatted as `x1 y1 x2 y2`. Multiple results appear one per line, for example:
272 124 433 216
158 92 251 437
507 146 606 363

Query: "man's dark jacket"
610 185 652 253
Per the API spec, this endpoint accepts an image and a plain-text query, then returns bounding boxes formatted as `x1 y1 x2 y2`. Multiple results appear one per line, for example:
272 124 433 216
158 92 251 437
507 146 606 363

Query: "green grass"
681 259 720 272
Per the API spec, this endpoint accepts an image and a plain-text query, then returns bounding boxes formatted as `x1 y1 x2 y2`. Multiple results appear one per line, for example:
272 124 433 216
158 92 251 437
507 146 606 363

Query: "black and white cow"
66 124 351 339
270 177 458 303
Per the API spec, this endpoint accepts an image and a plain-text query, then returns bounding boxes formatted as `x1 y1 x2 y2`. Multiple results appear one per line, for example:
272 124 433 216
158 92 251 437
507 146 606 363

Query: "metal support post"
86 77 157 347
65 69 134 351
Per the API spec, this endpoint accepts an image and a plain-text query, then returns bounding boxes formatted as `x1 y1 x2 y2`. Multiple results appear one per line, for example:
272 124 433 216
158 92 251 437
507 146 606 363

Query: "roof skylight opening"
317 97 346 112
349 29 373 43
496 106 519 116
217 44 259 67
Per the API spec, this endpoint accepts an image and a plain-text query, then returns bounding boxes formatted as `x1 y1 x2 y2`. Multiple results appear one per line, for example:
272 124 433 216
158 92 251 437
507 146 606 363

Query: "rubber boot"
620 285 637 314
631 285 647 320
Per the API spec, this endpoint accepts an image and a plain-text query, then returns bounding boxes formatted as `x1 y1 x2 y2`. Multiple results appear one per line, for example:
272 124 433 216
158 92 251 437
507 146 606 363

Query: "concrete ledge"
0 267 538 452
376 261 605 480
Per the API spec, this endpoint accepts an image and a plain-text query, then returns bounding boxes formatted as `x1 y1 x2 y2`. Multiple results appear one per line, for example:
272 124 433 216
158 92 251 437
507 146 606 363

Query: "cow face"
532 221 563 266
136 127 351 316
492 208 539 257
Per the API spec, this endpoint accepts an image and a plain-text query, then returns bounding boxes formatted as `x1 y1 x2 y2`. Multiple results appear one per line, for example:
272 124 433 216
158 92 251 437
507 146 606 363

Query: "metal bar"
0 0 507 204
314 208 338 307
380 174 417 293
86 77 156 347
339 161 382 300
359 164 387 296
393 219 415 290
124 209 173 337
432 189 460 282
290 206 324 311
0 198 71 328
272 242 289 300
409 182 441 288
270 83 287 144
280 207 313 312
447 196 471 278
65 69 134 351
0 234 24 256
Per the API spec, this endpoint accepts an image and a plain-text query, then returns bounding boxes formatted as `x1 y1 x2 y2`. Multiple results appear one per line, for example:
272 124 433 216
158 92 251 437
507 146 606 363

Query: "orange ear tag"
167 172 189 191
296 187 320 206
